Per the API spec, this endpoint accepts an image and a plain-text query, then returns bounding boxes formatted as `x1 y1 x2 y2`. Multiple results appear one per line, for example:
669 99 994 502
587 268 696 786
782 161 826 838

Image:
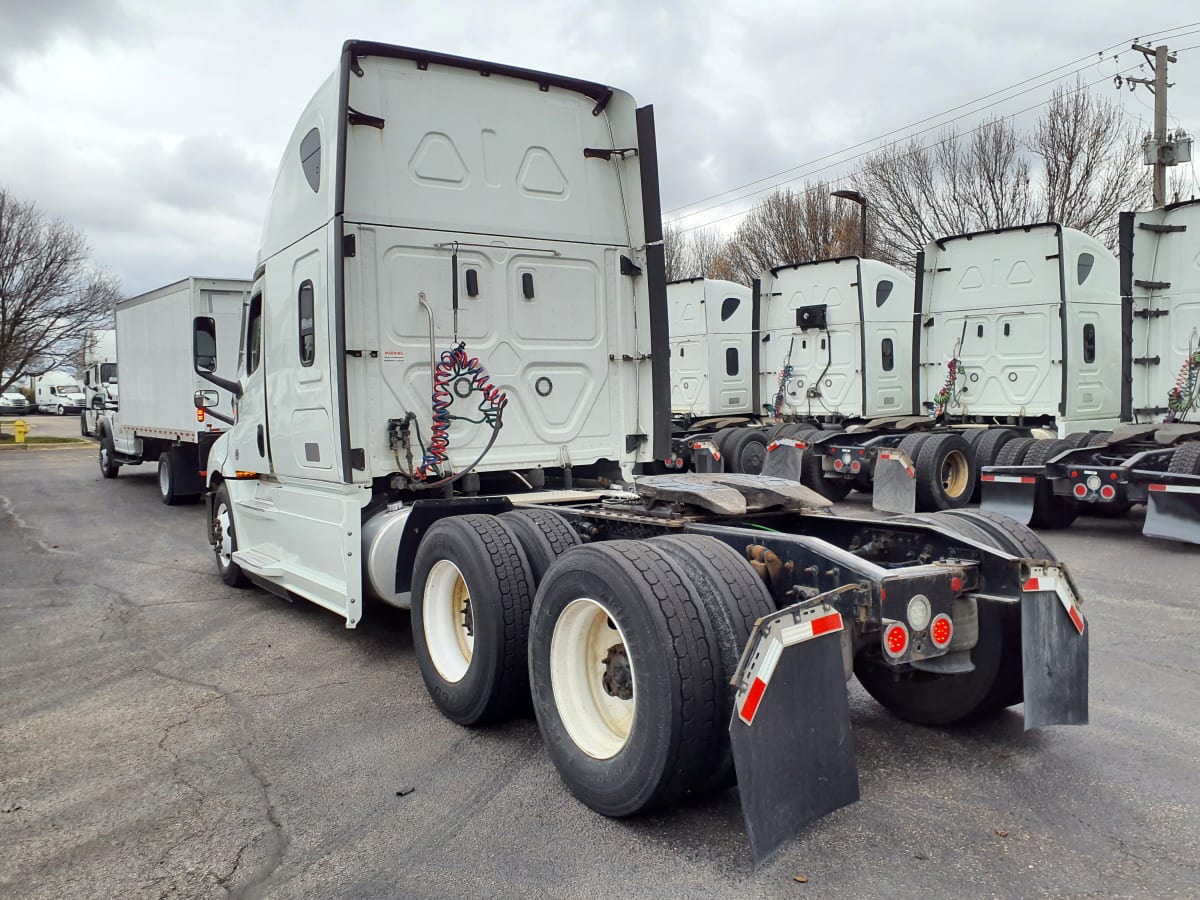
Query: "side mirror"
194 389 219 409
193 316 217 373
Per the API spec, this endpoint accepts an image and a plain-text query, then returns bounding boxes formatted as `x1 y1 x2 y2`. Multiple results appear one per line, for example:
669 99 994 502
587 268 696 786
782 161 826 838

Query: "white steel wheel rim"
158 461 171 497
424 559 474 683
100 446 110 469
550 597 636 760
215 502 234 570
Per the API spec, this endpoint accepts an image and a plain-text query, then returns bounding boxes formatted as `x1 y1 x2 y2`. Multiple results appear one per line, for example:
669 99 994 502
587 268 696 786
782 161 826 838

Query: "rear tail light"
930 614 953 648
850 460 862 473
1073 483 1088 498
1100 484 1116 500
883 622 909 658
833 458 844 470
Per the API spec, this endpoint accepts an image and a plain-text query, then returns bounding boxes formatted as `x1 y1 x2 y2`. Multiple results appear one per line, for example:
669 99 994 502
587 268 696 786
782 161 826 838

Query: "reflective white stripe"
982 474 1036 484
779 620 815 645
1149 483 1200 494
1023 565 1085 635
755 638 783 685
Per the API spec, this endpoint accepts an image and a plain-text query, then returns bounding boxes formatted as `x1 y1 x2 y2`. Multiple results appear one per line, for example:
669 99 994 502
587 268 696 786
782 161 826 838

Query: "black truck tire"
1168 441 1200 475
914 432 976 511
994 436 1037 467
1023 439 1078 529
212 482 250 588
722 428 769 475
529 541 721 816
647 534 775 791
970 427 1021 500
411 514 536 726
99 431 119 479
1062 431 1093 448
498 508 582 584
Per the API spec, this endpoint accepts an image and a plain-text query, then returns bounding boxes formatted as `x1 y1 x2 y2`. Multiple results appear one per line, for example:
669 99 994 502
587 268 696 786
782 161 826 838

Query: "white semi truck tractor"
191 41 1088 861
982 198 1200 545
782 224 1121 519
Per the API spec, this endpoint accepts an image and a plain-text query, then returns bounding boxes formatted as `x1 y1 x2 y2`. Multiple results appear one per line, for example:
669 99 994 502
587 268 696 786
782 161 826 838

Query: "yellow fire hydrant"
13 419 29 444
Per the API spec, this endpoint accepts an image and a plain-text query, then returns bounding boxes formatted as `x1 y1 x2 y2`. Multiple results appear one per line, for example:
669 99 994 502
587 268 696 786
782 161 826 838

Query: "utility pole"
1126 42 1190 208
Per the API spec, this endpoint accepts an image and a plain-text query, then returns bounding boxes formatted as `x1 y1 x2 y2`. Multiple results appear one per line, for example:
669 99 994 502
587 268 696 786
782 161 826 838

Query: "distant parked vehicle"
32 372 85 416
0 392 30 415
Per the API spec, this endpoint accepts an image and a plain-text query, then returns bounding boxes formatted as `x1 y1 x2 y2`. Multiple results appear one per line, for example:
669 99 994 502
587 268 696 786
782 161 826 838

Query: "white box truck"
32 371 85 415
186 41 1087 860
81 329 118 437
97 277 248 503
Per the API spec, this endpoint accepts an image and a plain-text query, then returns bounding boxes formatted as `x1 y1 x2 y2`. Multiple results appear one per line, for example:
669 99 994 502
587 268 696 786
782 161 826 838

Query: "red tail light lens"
883 623 909 658
1100 484 1116 500
930 614 953 648
1073 483 1088 497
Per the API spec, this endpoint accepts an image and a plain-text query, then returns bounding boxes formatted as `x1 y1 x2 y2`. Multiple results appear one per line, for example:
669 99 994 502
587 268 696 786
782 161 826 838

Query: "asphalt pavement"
1 442 1198 898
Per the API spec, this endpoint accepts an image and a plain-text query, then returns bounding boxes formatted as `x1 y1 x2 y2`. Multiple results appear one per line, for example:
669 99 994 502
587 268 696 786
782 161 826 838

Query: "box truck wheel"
99 433 119 479
914 433 976 511
212 483 250 588
529 542 721 816
411 515 535 726
648 534 774 792
498 508 582 583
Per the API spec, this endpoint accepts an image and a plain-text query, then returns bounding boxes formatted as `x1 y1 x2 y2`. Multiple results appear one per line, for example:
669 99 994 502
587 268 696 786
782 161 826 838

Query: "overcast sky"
1 1 1197 298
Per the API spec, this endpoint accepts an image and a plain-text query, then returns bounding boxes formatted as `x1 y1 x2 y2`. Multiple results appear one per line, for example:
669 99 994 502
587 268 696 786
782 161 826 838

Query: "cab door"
224 290 272 475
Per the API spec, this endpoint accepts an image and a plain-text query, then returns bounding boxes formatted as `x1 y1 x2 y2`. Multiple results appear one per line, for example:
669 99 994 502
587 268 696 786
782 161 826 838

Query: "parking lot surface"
2 446 1199 898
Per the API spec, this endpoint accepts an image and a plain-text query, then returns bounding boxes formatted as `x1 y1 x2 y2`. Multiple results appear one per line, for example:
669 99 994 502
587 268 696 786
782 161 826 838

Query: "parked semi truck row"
982 198 1200 544
177 41 1088 861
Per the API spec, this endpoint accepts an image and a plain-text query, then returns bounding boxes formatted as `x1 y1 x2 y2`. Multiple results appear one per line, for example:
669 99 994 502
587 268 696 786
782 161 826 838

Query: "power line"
666 22 1200 225
673 63 1144 235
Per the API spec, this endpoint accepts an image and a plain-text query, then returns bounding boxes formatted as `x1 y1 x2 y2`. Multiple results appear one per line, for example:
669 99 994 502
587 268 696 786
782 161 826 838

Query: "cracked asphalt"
2 433 1199 898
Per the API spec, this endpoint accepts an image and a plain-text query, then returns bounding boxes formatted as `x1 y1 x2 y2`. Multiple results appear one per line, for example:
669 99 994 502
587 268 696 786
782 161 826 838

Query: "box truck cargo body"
98 278 248 503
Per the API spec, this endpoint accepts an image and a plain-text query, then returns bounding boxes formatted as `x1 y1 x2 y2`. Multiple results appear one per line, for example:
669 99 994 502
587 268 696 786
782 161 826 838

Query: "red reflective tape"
1020 476 1036 484
810 611 843 636
767 441 779 452
1023 577 1041 591
1068 604 1085 635
1148 484 1166 492
981 473 996 481
741 677 768 724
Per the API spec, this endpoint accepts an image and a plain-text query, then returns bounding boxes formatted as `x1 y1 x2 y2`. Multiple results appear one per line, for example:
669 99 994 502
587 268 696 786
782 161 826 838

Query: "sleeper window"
298 281 315 366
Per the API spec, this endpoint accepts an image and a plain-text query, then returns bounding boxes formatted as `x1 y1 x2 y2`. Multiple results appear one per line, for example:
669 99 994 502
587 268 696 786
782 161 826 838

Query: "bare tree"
1032 79 1148 247
0 188 119 392
721 182 867 283
860 81 1148 267
860 118 1033 268
662 221 688 282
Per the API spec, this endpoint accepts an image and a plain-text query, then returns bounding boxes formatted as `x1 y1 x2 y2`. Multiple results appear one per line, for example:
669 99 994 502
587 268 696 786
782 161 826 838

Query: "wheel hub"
601 643 633 700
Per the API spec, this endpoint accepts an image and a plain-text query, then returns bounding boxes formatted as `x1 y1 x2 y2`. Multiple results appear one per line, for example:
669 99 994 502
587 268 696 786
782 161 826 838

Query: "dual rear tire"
409 514 774 816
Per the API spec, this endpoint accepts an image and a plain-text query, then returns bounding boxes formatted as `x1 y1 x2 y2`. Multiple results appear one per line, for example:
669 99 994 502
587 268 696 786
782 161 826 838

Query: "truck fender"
390 496 514 595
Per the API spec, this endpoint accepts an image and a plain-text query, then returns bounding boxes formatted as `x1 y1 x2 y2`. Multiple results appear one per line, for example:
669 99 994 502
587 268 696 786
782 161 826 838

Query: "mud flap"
691 438 724 473
761 437 804 482
1144 482 1200 545
1020 567 1088 729
979 469 1038 525
729 601 858 864
871 449 916 514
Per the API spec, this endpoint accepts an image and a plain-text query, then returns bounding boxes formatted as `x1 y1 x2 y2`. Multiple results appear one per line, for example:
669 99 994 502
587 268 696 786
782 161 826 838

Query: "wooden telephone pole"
1126 42 1190 208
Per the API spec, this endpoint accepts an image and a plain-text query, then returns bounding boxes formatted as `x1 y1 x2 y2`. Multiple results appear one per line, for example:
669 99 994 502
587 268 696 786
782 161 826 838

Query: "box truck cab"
34 371 85 415
81 329 118 437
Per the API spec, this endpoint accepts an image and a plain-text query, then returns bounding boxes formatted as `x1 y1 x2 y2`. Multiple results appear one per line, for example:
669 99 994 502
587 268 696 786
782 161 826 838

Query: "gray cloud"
0 0 137 85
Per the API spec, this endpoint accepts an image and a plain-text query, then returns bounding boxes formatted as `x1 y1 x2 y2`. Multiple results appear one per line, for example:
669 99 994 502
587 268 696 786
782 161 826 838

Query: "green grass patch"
0 433 89 445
